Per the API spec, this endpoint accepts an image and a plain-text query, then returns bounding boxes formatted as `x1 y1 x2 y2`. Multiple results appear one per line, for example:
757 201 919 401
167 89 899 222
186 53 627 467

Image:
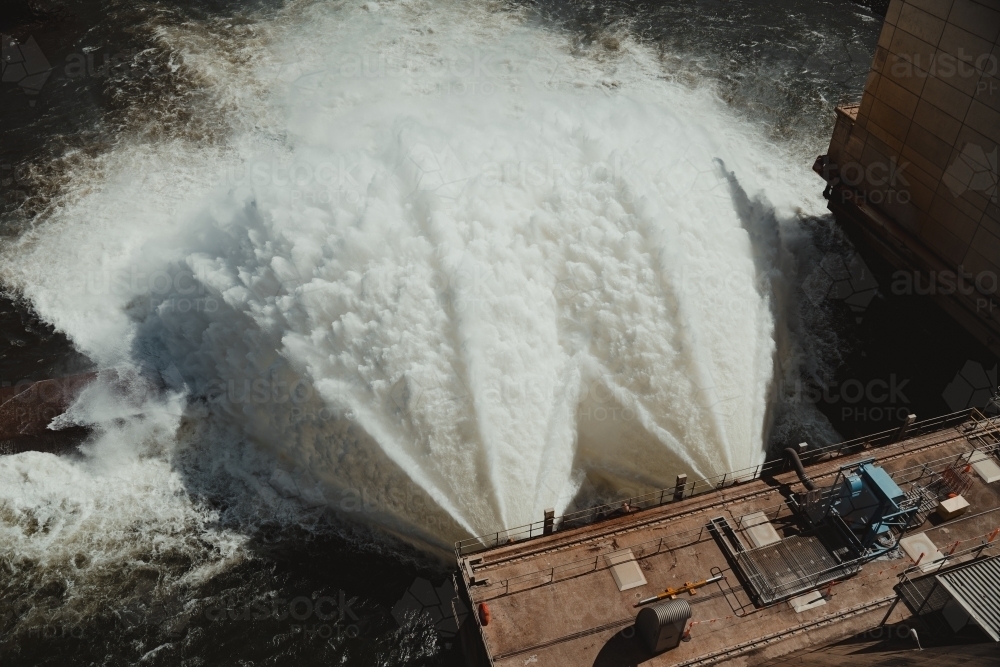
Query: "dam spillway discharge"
0 0 841 555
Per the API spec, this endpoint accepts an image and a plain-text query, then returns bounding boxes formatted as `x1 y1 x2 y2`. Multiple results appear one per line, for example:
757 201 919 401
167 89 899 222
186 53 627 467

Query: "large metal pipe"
783 447 816 491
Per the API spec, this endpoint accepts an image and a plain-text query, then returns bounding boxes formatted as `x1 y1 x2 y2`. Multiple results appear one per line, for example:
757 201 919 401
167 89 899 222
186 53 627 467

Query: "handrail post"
893 414 917 443
674 474 687 501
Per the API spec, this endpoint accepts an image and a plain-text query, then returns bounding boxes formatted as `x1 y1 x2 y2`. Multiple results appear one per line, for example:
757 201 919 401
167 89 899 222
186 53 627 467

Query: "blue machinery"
796 458 921 558
711 458 921 605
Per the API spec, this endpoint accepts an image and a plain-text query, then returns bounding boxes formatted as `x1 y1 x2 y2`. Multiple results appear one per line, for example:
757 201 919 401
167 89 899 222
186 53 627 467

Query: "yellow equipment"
634 574 724 607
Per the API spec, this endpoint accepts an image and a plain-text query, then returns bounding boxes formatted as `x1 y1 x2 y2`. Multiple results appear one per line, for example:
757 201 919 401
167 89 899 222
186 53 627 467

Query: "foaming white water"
1 0 832 554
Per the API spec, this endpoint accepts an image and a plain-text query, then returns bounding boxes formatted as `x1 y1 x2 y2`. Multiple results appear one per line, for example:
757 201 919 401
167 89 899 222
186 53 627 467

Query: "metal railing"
469 498 1000 609
471 519 714 600
456 409 983 558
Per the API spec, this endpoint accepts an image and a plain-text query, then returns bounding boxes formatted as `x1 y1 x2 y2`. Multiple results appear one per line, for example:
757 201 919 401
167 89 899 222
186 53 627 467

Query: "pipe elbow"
784 447 817 491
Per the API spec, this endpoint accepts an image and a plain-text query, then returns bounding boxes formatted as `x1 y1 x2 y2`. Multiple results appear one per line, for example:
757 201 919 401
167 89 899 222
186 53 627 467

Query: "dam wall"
819 0 1000 354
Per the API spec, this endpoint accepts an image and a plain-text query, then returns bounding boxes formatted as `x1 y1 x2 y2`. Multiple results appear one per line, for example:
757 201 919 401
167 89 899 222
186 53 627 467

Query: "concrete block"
937 23 994 73
947 0 1000 43
878 23 896 51
886 0 904 26
604 549 647 591
921 73 973 120
913 97 963 144
978 216 1000 245
937 494 971 519
741 511 782 548
906 0 954 21
942 169 993 218
879 194 922 232
908 122 961 170
969 449 1000 483
890 27 939 75
832 114 853 149
882 52 928 96
859 90 877 123
897 3 947 46
972 226 1000 260
977 72 1000 112
961 248 1000 291
902 142 946 180
918 218 969 265
869 99 912 141
866 127 906 156
929 194 981 242
788 590 827 613
877 74 921 117
864 69 882 98
906 175 936 212
875 44 890 73
845 132 867 162
964 100 1000 144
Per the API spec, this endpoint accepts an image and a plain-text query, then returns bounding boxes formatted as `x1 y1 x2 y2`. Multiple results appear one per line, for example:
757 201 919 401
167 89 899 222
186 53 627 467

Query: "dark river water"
0 1 994 665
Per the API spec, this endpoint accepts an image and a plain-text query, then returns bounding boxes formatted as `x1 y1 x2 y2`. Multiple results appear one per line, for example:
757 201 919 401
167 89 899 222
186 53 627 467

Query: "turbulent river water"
0 0 906 664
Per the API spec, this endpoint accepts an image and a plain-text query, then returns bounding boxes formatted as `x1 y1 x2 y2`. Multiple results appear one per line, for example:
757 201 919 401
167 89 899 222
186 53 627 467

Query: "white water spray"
1 0 832 561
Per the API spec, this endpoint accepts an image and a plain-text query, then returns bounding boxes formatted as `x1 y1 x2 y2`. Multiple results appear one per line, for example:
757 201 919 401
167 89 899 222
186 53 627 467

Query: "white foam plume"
1 0 832 556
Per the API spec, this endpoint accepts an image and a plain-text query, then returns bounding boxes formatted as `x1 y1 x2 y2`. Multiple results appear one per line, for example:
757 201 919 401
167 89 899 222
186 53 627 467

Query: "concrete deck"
457 416 1000 666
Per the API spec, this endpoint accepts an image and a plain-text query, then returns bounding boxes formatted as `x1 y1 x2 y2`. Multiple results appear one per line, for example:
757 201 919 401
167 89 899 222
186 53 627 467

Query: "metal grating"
936 555 1000 641
737 529 859 604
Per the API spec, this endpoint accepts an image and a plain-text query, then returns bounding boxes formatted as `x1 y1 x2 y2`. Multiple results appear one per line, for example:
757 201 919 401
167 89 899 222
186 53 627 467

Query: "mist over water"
0 0 880 662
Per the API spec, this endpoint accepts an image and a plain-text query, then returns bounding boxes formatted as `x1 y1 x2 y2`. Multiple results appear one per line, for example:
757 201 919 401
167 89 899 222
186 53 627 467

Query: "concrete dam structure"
817 0 1000 355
